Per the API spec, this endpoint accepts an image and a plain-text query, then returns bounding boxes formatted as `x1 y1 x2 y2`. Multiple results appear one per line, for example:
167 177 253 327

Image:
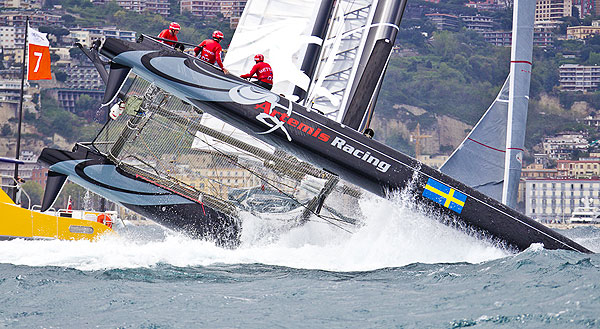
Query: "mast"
12 17 28 201
340 0 407 131
292 0 337 104
502 0 535 208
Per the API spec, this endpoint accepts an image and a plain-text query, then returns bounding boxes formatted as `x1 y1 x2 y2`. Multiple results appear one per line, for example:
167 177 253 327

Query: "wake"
0 193 510 272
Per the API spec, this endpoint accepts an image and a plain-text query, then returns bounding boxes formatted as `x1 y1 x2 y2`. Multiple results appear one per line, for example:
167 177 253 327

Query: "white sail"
223 0 324 96
309 0 406 130
440 0 535 208
225 0 405 129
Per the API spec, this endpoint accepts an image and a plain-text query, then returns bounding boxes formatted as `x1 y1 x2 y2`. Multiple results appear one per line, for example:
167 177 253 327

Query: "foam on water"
0 193 511 272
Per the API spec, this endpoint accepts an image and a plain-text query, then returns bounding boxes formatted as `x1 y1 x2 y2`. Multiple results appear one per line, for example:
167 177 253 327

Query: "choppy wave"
0 193 599 328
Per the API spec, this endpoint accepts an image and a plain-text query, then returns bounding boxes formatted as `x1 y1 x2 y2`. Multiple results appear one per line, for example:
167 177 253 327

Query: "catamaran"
37 0 591 252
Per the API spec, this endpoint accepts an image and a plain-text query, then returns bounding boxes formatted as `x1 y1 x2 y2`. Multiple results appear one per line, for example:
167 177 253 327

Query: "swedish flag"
422 178 467 214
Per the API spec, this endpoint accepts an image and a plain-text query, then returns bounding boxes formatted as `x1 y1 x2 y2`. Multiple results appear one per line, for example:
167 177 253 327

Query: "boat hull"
38 145 240 247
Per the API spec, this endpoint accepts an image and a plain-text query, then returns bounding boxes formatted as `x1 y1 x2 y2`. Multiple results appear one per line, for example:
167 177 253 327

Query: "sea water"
0 193 599 328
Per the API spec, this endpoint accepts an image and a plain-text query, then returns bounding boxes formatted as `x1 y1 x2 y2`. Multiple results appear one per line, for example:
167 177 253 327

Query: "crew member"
240 54 273 90
157 22 180 46
194 31 229 74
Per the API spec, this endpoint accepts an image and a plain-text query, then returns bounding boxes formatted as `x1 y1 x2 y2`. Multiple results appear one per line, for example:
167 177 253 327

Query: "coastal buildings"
534 0 573 30
559 64 600 92
525 178 600 223
542 133 589 160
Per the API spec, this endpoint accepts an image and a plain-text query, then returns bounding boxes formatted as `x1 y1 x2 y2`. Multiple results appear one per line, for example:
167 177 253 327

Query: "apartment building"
460 15 493 32
0 26 16 48
480 30 554 47
180 0 246 18
557 159 600 178
525 178 600 223
425 13 460 31
559 64 600 92
535 0 573 30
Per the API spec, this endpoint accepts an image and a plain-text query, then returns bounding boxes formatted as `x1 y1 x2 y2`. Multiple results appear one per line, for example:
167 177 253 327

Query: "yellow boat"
0 184 114 241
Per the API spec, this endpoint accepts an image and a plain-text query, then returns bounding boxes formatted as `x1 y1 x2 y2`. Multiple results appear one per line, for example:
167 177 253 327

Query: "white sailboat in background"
440 0 536 210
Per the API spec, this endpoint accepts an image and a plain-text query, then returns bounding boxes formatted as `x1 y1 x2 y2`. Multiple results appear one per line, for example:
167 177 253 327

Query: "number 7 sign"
27 29 52 80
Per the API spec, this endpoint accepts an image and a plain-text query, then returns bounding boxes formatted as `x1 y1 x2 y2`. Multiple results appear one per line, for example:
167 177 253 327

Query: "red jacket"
194 39 224 70
241 62 273 84
157 29 178 46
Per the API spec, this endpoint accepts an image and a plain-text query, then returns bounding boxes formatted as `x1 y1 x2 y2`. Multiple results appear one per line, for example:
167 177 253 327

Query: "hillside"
372 27 600 157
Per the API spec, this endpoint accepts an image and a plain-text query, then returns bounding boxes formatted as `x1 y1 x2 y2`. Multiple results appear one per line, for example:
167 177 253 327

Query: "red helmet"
169 22 181 31
213 30 224 40
254 54 264 62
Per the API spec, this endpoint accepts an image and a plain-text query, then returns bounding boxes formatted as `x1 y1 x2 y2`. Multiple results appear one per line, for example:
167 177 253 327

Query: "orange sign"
27 25 52 80
28 43 51 80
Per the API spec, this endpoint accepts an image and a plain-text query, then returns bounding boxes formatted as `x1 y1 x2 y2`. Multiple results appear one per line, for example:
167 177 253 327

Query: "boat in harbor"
569 202 600 224
0 171 115 241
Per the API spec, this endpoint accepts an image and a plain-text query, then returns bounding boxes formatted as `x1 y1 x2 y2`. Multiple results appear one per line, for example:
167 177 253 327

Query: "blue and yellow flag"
422 178 467 214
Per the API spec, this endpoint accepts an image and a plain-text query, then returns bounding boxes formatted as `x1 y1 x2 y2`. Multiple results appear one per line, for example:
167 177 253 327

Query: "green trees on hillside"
377 27 600 149
30 91 102 142
377 30 509 125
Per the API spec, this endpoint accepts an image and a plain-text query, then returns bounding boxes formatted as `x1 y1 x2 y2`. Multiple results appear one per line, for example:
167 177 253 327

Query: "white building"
0 26 16 48
67 28 136 47
559 64 600 92
542 133 589 160
525 178 600 223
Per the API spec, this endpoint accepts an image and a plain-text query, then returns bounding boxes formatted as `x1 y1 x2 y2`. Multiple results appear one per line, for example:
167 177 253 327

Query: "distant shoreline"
544 223 600 230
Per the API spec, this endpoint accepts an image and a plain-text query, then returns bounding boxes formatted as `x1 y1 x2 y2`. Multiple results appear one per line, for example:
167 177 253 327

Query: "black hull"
38 145 240 248
94 37 592 253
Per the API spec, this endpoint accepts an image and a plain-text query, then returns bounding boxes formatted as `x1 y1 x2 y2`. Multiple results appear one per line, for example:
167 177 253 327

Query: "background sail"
440 77 510 202
441 0 535 208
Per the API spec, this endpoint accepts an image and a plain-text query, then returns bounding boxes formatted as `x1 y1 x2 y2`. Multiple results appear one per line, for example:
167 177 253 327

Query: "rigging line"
183 129 352 232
